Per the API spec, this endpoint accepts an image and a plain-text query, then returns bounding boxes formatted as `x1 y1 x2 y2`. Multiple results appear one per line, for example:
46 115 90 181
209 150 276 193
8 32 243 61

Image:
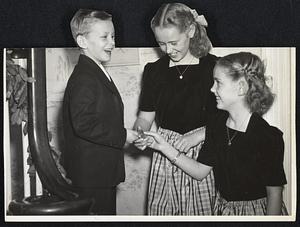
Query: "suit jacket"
63 54 126 188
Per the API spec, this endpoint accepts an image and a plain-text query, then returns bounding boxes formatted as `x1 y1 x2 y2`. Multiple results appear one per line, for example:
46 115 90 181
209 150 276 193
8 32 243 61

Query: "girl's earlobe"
238 79 248 96
239 87 244 95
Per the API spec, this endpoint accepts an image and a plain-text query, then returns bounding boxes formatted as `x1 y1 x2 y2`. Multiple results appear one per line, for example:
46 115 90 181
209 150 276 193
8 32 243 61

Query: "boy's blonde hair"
70 9 112 43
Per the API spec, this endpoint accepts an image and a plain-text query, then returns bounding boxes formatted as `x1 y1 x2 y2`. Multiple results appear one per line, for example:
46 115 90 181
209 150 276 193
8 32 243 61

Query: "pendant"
228 141 232 146
179 75 183 79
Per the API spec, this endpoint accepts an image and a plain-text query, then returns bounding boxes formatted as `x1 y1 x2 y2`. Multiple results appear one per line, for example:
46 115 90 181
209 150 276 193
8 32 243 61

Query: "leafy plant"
6 50 70 184
6 52 35 134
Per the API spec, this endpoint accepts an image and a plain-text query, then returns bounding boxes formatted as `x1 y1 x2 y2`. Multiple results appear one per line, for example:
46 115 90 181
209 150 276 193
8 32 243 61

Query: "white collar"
96 61 112 82
83 53 112 82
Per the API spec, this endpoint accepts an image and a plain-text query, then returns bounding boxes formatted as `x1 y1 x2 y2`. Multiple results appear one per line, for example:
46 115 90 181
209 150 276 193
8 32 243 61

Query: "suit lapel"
92 62 124 113
78 54 121 95
97 68 120 95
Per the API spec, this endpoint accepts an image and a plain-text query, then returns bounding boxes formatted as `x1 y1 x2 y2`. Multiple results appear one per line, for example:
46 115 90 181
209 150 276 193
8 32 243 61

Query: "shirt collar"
97 62 112 82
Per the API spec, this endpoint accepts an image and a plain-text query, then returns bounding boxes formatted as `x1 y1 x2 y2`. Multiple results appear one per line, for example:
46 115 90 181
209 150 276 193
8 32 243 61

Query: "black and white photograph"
2 0 298 223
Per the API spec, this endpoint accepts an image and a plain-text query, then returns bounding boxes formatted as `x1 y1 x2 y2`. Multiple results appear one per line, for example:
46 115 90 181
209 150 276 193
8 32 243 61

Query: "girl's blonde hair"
151 3 212 58
216 52 274 116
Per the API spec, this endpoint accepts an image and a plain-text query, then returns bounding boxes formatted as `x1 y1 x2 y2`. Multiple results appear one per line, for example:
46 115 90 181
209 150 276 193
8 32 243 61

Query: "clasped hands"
133 127 204 153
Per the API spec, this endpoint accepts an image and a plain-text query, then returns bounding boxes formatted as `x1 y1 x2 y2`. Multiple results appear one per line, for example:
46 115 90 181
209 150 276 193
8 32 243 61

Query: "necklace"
173 56 195 80
226 127 238 146
226 113 251 146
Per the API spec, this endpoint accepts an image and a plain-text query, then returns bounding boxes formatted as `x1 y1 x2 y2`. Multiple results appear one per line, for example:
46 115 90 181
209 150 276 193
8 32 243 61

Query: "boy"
63 9 138 214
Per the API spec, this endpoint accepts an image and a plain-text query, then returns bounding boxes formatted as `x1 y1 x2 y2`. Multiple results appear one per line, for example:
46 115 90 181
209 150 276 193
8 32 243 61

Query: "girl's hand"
143 131 171 151
134 136 153 150
173 128 205 153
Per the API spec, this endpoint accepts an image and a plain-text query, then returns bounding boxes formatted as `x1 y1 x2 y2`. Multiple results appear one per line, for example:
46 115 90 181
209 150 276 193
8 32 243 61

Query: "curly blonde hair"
216 52 274 116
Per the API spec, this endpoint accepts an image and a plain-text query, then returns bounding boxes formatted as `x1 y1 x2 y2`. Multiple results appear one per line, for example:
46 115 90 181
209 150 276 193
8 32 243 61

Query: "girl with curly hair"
145 52 288 215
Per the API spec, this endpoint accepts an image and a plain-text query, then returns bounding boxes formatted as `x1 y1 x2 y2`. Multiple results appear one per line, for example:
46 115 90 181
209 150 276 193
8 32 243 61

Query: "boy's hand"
137 126 147 139
126 129 139 144
133 126 151 150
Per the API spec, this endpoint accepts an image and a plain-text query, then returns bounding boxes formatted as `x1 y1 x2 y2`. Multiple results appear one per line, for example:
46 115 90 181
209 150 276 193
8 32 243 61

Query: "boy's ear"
238 79 248 96
187 24 196 38
76 35 87 49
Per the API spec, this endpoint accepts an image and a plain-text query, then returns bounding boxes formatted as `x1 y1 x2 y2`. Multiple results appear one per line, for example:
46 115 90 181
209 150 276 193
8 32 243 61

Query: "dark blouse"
197 111 287 201
139 54 218 134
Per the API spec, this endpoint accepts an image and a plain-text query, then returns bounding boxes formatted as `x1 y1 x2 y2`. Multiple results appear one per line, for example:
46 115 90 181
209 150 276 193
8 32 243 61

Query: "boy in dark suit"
63 9 138 214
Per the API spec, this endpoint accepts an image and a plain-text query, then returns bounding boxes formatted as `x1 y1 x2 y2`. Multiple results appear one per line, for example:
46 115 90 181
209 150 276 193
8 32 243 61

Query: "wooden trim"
27 48 78 200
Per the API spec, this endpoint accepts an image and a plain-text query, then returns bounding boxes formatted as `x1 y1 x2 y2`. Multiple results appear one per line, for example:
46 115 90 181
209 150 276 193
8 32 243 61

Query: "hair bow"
190 9 208 27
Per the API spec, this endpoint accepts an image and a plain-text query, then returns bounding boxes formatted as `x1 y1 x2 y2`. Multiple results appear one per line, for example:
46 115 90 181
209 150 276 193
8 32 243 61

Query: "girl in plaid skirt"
144 52 288 215
133 3 217 215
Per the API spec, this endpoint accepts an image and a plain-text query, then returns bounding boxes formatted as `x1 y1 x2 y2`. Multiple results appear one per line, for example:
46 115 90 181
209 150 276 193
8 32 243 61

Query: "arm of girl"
173 127 206 153
144 131 212 180
266 186 284 215
133 111 156 150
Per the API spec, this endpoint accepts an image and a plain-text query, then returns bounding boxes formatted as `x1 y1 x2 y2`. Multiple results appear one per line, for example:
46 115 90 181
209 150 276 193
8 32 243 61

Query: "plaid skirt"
147 127 216 215
214 193 288 215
